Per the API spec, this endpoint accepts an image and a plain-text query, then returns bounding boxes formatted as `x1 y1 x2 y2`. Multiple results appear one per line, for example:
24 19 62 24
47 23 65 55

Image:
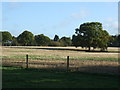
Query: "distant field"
1 46 119 74
2 46 119 58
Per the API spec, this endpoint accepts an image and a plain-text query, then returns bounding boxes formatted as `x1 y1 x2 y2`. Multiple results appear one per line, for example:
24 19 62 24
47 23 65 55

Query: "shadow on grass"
5 46 120 53
2 65 119 88
73 65 119 75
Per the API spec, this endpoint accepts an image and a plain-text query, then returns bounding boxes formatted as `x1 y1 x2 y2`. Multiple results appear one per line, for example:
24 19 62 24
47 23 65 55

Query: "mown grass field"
2 66 119 88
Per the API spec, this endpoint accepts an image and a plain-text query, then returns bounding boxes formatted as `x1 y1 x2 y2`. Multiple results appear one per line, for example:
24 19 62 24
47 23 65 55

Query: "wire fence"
2 54 119 75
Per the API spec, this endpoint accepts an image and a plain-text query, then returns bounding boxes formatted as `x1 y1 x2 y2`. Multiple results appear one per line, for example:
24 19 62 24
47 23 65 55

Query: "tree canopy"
72 22 110 51
2 22 119 50
2 31 13 46
60 37 72 46
17 30 34 46
2 31 12 42
109 34 120 47
35 34 51 46
53 35 59 41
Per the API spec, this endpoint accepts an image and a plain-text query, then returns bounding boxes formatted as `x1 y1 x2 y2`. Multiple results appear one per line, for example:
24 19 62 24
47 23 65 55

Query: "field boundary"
2 54 119 75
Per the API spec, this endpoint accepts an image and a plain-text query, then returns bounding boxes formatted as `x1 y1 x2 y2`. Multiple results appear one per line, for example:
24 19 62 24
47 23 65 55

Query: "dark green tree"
72 34 81 48
2 31 12 42
17 30 34 46
11 36 19 46
53 35 59 41
49 40 61 46
107 34 120 47
118 34 120 47
73 22 110 51
35 34 51 46
2 31 13 46
59 37 72 46
97 30 110 51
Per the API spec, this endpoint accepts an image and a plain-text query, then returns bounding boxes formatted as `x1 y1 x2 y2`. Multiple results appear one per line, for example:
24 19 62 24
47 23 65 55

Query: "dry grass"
1 46 119 74
2 46 118 58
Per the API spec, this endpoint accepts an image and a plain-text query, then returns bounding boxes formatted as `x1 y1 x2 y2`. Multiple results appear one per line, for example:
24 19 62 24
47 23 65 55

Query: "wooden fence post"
67 56 69 72
26 54 28 69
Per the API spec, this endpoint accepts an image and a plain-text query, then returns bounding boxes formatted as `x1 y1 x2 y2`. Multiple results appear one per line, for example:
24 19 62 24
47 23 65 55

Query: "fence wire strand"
2 54 119 74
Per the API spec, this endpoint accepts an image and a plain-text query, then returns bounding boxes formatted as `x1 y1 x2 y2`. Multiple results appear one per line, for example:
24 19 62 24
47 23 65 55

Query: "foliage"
72 34 81 48
96 30 110 51
59 37 72 46
48 40 62 46
17 30 34 46
72 22 110 51
2 31 13 46
2 22 119 47
35 34 51 46
11 36 19 46
118 34 120 46
2 31 12 42
53 35 59 41
109 34 120 47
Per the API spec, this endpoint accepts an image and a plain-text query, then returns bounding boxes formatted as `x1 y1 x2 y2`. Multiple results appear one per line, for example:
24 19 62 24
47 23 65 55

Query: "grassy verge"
2 66 119 88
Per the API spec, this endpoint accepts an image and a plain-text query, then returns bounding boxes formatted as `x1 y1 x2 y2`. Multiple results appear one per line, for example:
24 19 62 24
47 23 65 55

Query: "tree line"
2 22 120 51
2 30 72 47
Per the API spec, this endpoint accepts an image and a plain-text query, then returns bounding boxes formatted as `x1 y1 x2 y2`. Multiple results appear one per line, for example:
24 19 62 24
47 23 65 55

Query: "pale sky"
2 2 118 39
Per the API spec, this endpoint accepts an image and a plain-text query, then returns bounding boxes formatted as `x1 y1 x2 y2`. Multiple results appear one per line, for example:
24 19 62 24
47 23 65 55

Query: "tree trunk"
88 47 91 51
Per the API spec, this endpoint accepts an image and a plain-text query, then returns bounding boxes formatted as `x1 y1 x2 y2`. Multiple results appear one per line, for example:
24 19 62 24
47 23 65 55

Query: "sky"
2 2 118 39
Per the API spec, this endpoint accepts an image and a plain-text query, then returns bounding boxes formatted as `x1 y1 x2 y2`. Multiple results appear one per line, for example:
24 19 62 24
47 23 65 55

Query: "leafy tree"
108 35 115 47
2 31 12 46
35 34 51 46
17 30 34 46
72 34 81 48
59 37 72 46
53 35 59 41
108 35 119 47
2 31 12 42
11 36 19 46
73 22 110 51
118 34 120 47
49 40 61 46
97 30 110 51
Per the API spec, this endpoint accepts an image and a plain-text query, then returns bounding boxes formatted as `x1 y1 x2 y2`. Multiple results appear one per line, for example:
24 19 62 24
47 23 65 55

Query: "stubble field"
1 46 119 74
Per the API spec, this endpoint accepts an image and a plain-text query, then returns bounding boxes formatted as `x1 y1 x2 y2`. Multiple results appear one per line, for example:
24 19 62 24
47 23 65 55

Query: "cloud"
58 21 71 27
103 17 118 35
51 8 90 32
104 17 118 29
6 2 22 11
105 17 114 22
71 8 89 19
112 21 118 29
51 20 72 30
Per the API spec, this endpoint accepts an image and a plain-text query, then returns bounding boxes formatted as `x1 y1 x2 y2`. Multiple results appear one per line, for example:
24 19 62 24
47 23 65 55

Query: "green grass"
3 50 33 53
2 66 119 88
1 55 118 61
70 57 118 61
12 50 34 52
1 55 26 59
